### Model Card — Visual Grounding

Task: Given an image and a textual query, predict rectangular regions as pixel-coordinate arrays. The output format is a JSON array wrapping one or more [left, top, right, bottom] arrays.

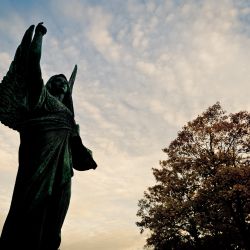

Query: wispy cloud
[[1, 0, 250, 249]]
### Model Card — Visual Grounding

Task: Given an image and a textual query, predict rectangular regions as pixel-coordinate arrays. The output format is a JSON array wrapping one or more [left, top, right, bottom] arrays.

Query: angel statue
[[0, 23, 97, 250]]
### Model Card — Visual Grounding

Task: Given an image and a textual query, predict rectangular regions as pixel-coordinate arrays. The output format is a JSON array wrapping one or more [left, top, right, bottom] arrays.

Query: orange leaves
[[137, 103, 250, 249]]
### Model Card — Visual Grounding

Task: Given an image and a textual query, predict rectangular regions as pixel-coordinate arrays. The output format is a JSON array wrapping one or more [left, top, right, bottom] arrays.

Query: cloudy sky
[[1, 0, 250, 249]]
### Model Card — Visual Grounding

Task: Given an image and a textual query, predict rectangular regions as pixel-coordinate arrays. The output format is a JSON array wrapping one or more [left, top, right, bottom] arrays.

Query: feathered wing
[[63, 65, 77, 116], [0, 25, 35, 130]]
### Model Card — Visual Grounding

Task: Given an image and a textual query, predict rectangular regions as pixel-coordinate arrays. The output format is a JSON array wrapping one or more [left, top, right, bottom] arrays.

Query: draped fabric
[[0, 74, 76, 249]]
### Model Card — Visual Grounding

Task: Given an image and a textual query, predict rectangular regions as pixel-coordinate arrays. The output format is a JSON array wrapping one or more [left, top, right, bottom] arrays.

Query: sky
[[0, 0, 250, 249]]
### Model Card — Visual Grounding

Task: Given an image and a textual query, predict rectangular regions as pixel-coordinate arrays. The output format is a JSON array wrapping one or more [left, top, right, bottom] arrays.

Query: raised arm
[[26, 23, 47, 108]]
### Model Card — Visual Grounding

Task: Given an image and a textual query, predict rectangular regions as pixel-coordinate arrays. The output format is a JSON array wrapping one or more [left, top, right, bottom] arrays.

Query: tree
[[136, 103, 250, 250]]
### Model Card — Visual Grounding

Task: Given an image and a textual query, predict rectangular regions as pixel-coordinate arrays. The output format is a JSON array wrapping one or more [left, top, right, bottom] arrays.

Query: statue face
[[50, 76, 69, 96]]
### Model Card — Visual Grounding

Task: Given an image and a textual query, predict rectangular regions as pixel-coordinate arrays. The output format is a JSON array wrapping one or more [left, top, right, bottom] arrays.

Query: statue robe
[[0, 71, 75, 249]]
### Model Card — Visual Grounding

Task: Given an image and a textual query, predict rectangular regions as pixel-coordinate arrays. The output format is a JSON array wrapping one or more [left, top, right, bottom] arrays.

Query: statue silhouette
[[0, 23, 97, 250]]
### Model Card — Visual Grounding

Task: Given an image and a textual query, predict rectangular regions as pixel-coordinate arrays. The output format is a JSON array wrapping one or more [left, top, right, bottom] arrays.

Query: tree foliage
[[136, 103, 250, 250]]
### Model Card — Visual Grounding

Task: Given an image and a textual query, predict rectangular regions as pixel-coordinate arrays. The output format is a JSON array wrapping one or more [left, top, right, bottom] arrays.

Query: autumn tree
[[136, 103, 250, 250]]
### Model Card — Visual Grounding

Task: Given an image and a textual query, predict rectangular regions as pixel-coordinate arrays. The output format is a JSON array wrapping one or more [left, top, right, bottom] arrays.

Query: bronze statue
[[0, 23, 97, 250]]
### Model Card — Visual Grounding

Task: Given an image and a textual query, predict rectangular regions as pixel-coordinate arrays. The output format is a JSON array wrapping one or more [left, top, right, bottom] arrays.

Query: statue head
[[46, 74, 70, 102], [45, 65, 77, 115]]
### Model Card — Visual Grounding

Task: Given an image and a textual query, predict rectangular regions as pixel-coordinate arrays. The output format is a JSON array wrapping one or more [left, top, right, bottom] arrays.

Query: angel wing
[[0, 24, 48, 131], [69, 64, 77, 94], [0, 25, 35, 130], [63, 65, 77, 117]]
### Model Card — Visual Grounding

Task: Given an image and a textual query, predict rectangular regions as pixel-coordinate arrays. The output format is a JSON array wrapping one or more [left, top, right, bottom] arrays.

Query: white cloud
[[136, 60, 157, 76], [86, 9, 122, 62], [0, 53, 12, 76], [0, 13, 26, 42], [50, 0, 124, 63]]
